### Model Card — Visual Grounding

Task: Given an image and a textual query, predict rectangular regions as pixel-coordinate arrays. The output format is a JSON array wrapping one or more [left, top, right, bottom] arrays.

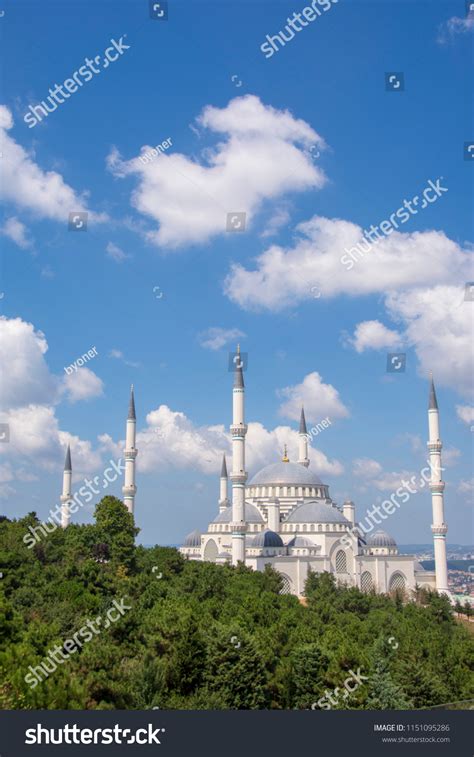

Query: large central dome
[[249, 461, 323, 486]]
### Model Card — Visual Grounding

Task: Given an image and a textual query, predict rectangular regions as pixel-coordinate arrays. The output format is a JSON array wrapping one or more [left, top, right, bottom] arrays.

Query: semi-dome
[[249, 461, 323, 487], [251, 529, 284, 548], [213, 503, 264, 524], [366, 530, 397, 547], [287, 535, 315, 548], [286, 501, 349, 524], [183, 529, 201, 547]]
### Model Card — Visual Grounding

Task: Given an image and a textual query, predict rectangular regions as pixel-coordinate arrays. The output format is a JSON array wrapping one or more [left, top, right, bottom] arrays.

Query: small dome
[[287, 536, 314, 548], [249, 461, 323, 487], [366, 530, 397, 547], [183, 529, 202, 547], [213, 502, 264, 524], [250, 529, 284, 548], [286, 501, 349, 524]]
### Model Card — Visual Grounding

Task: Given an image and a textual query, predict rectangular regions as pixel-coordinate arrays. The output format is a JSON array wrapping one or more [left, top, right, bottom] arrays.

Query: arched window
[[389, 572, 406, 592], [361, 571, 373, 592], [279, 574, 292, 595], [335, 549, 347, 573], [203, 539, 218, 562], [318, 524, 322, 532]]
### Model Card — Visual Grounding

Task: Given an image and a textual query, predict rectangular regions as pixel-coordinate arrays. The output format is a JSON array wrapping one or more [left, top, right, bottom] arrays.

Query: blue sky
[[0, 0, 472, 546]]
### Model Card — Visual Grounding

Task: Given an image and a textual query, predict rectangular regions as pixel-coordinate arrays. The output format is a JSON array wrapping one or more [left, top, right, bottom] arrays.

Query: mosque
[[59, 348, 450, 598]]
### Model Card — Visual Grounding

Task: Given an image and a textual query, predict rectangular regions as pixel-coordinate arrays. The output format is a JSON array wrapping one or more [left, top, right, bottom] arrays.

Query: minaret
[[60, 445, 72, 528], [230, 345, 247, 565], [219, 454, 230, 512], [298, 407, 310, 467], [122, 385, 138, 514], [427, 376, 449, 595]]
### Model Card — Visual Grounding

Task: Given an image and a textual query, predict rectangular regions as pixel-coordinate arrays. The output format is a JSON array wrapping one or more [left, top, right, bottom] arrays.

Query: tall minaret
[[219, 454, 230, 512], [427, 376, 449, 595], [122, 385, 138, 515], [60, 445, 72, 528], [298, 406, 310, 467], [230, 345, 248, 565]]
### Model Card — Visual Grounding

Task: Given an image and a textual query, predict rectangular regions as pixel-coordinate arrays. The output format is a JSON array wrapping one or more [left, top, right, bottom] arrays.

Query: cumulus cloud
[[457, 478, 474, 497], [1, 217, 33, 249], [198, 327, 245, 351], [260, 205, 291, 238], [0, 104, 106, 223], [101, 403, 343, 478], [107, 95, 326, 248], [456, 405, 474, 425], [278, 371, 349, 423], [385, 286, 474, 399], [62, 367, 104, 403], [347, 320, 403, 353], [0, 316, 57, 410], [224, 216, 471, 310], [352, 458, 383, 478], [225, 215, 473, 398], [108, 349, 140, 368]]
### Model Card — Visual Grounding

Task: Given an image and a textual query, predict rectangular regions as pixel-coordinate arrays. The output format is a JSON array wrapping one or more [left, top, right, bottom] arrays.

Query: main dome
[[249, 461, 323, 487], [286, 501, 349, 524], [213, 503, 264, 524]]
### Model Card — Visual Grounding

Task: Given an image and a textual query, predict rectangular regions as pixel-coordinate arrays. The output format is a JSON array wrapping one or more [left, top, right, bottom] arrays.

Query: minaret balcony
[[431, 524, 448, 535], [231, 522, 247, 534], [229, 472, 248, 484], [429, 482, 445, 493], [427, 441, 442, 453], [124, 448, 138, 459], [60, 495, 73, 504], [122, 485, 137, 497], [230, 424, 248, 436]]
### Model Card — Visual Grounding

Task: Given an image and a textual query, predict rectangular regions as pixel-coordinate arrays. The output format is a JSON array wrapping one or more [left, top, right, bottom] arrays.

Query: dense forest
[[1, 497, 473, 710]]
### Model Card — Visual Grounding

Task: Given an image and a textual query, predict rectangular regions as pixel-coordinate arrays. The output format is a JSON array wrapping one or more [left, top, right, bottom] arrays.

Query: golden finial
[[282, 444, 289, 463]]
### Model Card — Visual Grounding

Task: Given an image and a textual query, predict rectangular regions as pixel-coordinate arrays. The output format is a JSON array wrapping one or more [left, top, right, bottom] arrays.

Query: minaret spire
[[427, 375, 449, 596], [297, 406, 310, 467], [122, 384, 138, 514], [230, 344, 247, 565], [60, 444, 72, 528], [219, 454, 230, 512]]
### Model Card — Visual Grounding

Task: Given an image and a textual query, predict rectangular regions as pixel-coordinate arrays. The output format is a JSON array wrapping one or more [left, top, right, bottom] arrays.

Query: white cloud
[[278, 371, 349, 423], [62, 367, 104, 403], [0, 104, 106, 223], [108, 348, 140, 368], [456, 405, 474, 425], [198, 327, 245, 351], [0, 316, 57, 410], [385, 286, 474, 399], [352, 458, 383, 478], [437, 15, 474, 44], [1, 217, 33, 249], [457, 478, 474, 496], [442, 447, 461, 467], [347, 320, 403, 353], [102, 403, 343, 478], [107, 95, 326, 248], [106, 241, 130, 262], [224, 216, 471, 311], [260, 205, 291, 238]]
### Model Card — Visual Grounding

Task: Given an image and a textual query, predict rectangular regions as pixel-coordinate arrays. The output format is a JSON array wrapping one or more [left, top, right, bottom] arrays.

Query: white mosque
[[59, 349, 450, 599]]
